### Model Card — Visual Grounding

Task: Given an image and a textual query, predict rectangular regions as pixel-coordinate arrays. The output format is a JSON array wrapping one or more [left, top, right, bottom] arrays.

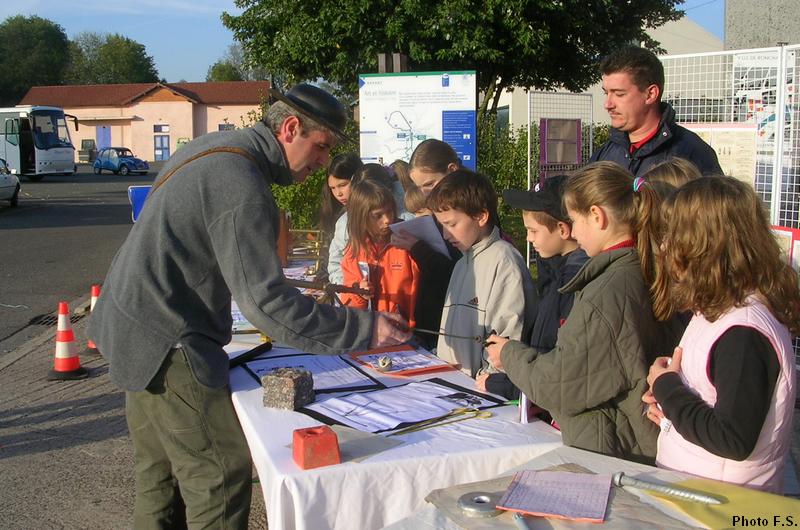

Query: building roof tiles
[[19, 81, 271, 107]]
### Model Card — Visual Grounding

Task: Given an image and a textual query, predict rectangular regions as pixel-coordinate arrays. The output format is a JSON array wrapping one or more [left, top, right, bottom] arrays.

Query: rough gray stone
[[261, 367, 315, 410]]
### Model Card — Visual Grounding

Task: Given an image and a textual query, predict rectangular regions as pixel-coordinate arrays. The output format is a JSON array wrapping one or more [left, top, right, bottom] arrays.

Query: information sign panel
[[358, 71, 477, 169]]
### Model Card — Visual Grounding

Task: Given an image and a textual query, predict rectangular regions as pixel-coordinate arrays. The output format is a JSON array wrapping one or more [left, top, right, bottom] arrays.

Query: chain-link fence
[[662, 45, 800, 366]]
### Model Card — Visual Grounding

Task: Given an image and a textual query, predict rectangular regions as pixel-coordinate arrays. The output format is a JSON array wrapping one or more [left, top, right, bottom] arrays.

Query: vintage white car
[[0, 158, 20, 207]]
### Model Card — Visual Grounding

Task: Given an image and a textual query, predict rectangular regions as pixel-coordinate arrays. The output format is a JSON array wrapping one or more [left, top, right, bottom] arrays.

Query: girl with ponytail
[[487, 161, 683, 463]]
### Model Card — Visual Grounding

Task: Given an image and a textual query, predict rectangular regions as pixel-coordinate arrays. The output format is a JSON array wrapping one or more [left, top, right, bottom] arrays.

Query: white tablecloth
[[227, 337, 563, 530]]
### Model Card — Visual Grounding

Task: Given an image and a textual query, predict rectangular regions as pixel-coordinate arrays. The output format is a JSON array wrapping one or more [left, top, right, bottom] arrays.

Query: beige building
[[726, 0, 800, 49], [19, 81, 270, 162], [496, 17, 724, 131]]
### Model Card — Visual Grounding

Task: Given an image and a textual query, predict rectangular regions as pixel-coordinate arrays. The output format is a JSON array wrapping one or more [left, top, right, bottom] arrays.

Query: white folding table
[[228, 336, 563, 530]]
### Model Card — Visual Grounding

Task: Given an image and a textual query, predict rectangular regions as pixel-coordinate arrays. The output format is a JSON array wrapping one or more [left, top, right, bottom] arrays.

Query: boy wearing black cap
[[479, 175, 588, 399]]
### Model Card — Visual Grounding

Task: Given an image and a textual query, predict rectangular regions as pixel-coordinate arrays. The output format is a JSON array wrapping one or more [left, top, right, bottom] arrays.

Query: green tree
[[0, 15, 70, 105], [95, 34, 158, 83], [65, 32, 158, 84], [64, 31, 105, 84], [207, 60, 244, 81], [207, 43, 281, 85], [223, 0, 682, 118]]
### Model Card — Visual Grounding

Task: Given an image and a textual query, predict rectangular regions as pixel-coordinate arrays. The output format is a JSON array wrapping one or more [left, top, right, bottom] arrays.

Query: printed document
[[498, 470, 611, 522], [243, 354, 380, 392], [351, 346, 452, 375], [389, 216, 450, 257], [305, 379, 499, 433]]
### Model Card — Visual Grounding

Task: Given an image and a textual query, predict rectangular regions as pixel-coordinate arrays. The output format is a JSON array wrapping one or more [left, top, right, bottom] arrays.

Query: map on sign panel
[[359, 72, 477, 169], [384, 110, 431, 161]]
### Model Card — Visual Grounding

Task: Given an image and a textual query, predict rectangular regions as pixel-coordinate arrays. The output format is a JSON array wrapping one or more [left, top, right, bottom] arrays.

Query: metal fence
[[526, 92, 594, 190], [661, 45, 800, 228], [662, 46, 800, 366], [525, 46, 800, 226]]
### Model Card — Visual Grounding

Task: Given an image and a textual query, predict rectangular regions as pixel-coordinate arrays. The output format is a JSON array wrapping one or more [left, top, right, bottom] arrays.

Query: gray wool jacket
[[89, 122, 374, 391]]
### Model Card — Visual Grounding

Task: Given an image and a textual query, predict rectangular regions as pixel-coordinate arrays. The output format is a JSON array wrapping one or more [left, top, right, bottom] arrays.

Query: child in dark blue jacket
[[480, 175, 588, 399]]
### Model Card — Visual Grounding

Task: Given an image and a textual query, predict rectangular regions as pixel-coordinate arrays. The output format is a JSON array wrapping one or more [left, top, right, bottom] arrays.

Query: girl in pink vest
[[644, 176, 800, 493]]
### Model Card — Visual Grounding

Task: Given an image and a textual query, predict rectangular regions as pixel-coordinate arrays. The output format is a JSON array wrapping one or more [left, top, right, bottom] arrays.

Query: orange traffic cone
[[48, 301, 89, 381], [84, 285, 101, 356]]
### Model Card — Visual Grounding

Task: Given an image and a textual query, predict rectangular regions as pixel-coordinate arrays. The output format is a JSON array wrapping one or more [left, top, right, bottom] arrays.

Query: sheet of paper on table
[[389, 216, 450, 258], [242, 354, 381, 393], [231, 300, 257, 333], [651, 477, 800, 529], [283, 263, 314, 280], [303, 378, 502, 433], [497, 469, 612, 523]]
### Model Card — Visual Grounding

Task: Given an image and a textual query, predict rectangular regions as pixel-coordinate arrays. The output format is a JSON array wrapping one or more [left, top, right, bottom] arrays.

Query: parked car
[[93, 147, 149, 176], [0, 158, 20, 207]]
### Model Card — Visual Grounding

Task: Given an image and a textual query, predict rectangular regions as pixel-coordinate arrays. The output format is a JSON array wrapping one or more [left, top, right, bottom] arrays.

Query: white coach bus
[[0, 105, 77, 181]]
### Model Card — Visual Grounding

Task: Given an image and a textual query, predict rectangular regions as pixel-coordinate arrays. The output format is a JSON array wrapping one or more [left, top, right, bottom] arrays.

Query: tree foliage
[[223, 0, 683, 116], [65, 32, 106, 84], [65, 32, 159, 84], [207, 60, 244, 81], [0, 15, 70, 105], [206, 43, 276, 82]]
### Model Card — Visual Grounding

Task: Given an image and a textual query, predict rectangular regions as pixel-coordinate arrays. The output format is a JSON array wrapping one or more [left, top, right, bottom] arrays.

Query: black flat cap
[[502, 174, 571, 223], [269, 83, 350, 142]]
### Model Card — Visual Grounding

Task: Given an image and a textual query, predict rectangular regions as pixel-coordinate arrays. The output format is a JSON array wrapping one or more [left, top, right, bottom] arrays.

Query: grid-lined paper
[[497, 470, 612, 523]]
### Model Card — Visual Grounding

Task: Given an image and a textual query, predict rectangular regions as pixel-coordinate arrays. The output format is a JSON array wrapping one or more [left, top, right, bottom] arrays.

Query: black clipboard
[[298, 377, 505, 432], [229, 341, 273, 369], [241, 352, 384, 394]]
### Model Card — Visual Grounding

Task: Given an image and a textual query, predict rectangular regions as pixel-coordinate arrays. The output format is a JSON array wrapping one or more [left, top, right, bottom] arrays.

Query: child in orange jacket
[[340, 174, 420, 326]]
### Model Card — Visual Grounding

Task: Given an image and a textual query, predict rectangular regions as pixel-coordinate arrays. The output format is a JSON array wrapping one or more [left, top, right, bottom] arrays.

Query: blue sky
[[681, 0, 725, 39], [5, 0, 725, 83]]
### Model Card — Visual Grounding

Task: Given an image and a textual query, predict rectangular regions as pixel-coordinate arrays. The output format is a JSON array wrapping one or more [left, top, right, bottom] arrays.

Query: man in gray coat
[[89, 84, 410, 528]]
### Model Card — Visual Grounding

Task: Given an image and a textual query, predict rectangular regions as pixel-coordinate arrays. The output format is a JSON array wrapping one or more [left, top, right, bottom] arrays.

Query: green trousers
[[126, 348, 252, 529]]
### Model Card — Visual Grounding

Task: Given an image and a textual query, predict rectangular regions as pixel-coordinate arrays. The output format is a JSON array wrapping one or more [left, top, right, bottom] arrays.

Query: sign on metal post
[[358, 71, 477, 168]]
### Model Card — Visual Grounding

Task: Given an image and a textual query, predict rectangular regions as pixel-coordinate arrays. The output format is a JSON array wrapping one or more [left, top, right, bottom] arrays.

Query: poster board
[[771, 225, 800, 274], [683, 123, 757, 185], [358, 71, 477, 169]]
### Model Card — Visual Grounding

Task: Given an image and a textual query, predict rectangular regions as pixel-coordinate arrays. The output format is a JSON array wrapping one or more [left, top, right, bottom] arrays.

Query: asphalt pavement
[[0, 166, 271, 530], [0, 164, 153, 352], [0, 295, 269, 530]]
